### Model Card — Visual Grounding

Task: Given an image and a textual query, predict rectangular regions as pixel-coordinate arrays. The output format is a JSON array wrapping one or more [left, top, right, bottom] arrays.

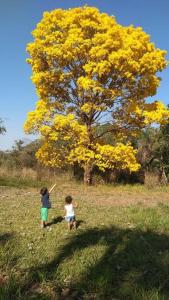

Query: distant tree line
[[1, 120, 169, 184], [0, 139, 40, 169]]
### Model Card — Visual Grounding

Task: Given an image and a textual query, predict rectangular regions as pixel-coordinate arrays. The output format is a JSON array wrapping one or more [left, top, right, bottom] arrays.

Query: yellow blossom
[[24, 6, 168, 181]]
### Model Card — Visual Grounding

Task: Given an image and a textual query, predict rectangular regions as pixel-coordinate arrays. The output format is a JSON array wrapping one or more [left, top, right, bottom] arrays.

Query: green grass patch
[[1, 183, 169, 299], [0, 175, 47, 188]]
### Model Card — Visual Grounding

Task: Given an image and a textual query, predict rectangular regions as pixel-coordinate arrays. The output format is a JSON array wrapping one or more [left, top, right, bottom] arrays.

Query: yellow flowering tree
[[24, 6, 168, 184]]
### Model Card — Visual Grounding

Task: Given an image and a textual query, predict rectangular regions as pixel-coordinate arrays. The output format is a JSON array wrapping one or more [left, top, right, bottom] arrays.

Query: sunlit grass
[[1, 180, 169, 299]]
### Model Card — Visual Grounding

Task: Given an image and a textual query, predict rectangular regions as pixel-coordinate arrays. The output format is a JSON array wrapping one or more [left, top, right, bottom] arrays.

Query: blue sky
[[0, 0, 169, 150]]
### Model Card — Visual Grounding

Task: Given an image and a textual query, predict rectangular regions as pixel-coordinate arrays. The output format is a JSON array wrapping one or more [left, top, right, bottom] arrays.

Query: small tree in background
[[0, 118, 6, 135], [24, 6, 169, 184], [10, 139, 40, 169]]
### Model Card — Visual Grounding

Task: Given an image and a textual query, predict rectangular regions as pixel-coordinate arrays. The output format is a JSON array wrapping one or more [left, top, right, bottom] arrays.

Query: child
[[40, 184, 56, 228], [64, 195, 78, 230]]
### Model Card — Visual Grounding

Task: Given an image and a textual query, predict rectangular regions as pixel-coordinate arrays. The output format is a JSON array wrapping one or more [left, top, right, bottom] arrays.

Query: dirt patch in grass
[[49, 182, 169, 207], [87, 190, 169, 207], [1, 183, 169, 208]]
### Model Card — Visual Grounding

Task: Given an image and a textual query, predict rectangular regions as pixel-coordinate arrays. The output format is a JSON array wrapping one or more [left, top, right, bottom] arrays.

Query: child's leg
[[41, 208, 48, 228], [41, 220, 44, 228], [40, 208, 44, 228], [72, 216, 76, 229], [67, 221, 71, 230], [44, 208, 48, 226], [70, 220, 74, 229]]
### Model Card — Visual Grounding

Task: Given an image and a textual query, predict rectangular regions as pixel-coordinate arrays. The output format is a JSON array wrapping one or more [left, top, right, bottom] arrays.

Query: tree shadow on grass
[[0, 232, 23, 299], [24, 226, 169, 299], [2, 227, 169, 299], [0, 232, 51, 300], [0, 233, 20, 269], [0, 233, 13, 245]]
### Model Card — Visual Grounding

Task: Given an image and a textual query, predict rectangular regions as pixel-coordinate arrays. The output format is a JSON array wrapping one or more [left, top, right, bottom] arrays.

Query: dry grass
[[0, 166, 37, 179], [1, 173, 169, 206], [144, 171, 161, 188], [0, 166, 73, 186]]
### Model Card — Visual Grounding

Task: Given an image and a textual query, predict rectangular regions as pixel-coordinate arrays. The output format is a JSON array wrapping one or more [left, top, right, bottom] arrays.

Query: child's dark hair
[[65, 195, 73, 204], [40, 187, 48, 196]]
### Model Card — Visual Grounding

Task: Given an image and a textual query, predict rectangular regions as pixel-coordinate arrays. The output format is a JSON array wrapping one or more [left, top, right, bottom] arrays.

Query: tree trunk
[[84, 164, 93, 185], [83, 122, 94, 184], [159, 167, 168, 184]]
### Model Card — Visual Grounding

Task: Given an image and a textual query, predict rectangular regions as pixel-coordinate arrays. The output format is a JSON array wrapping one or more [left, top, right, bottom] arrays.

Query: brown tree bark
[[83, 121, 94, 185], [84, 164, 93, 185]]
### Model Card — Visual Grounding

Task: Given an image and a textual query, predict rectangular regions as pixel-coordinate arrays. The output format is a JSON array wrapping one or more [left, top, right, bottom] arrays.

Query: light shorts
[[41, 207, 48, 221], [65, 216, 75, 222]]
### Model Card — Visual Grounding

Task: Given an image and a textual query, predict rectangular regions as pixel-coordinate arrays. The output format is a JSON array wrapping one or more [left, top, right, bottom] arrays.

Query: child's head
[[65, 195, 73, 204], [40, 187, 48, 196]]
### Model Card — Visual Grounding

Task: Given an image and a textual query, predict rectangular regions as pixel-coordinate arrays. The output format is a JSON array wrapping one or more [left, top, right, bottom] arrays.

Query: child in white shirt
[[64, 195, 78, 230]]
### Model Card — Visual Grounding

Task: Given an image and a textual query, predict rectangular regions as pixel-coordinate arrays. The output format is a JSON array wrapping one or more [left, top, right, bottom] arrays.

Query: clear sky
[[0, 0, 169, 150]]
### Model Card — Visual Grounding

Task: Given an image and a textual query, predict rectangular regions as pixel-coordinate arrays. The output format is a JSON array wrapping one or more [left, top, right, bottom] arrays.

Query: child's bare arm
[[73, 201, 78, 208], [49, 183, 56, 194]]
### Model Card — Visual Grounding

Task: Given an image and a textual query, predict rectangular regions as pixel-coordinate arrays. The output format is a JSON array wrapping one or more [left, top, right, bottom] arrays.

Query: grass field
[[1, 177, 169, 299]]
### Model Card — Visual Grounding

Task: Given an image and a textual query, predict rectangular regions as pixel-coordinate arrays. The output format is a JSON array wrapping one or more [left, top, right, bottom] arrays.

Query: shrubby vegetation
[[1, 122, 169, 186], [0, 140, 40, 170]]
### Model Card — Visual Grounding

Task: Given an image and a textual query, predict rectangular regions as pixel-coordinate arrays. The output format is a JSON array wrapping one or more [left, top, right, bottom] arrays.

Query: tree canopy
[[24, 6, 169, 183]]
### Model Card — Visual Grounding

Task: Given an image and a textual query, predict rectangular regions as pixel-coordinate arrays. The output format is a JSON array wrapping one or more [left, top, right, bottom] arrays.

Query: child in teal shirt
[[40, 184, 56, 228]]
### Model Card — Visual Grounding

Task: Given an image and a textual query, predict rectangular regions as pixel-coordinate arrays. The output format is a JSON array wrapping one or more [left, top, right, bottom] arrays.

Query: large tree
[[24, 6, 169, 184]]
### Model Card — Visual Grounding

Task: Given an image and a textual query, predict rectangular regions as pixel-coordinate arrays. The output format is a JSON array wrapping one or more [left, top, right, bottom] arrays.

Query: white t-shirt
[[65, 203, 75, 217]]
